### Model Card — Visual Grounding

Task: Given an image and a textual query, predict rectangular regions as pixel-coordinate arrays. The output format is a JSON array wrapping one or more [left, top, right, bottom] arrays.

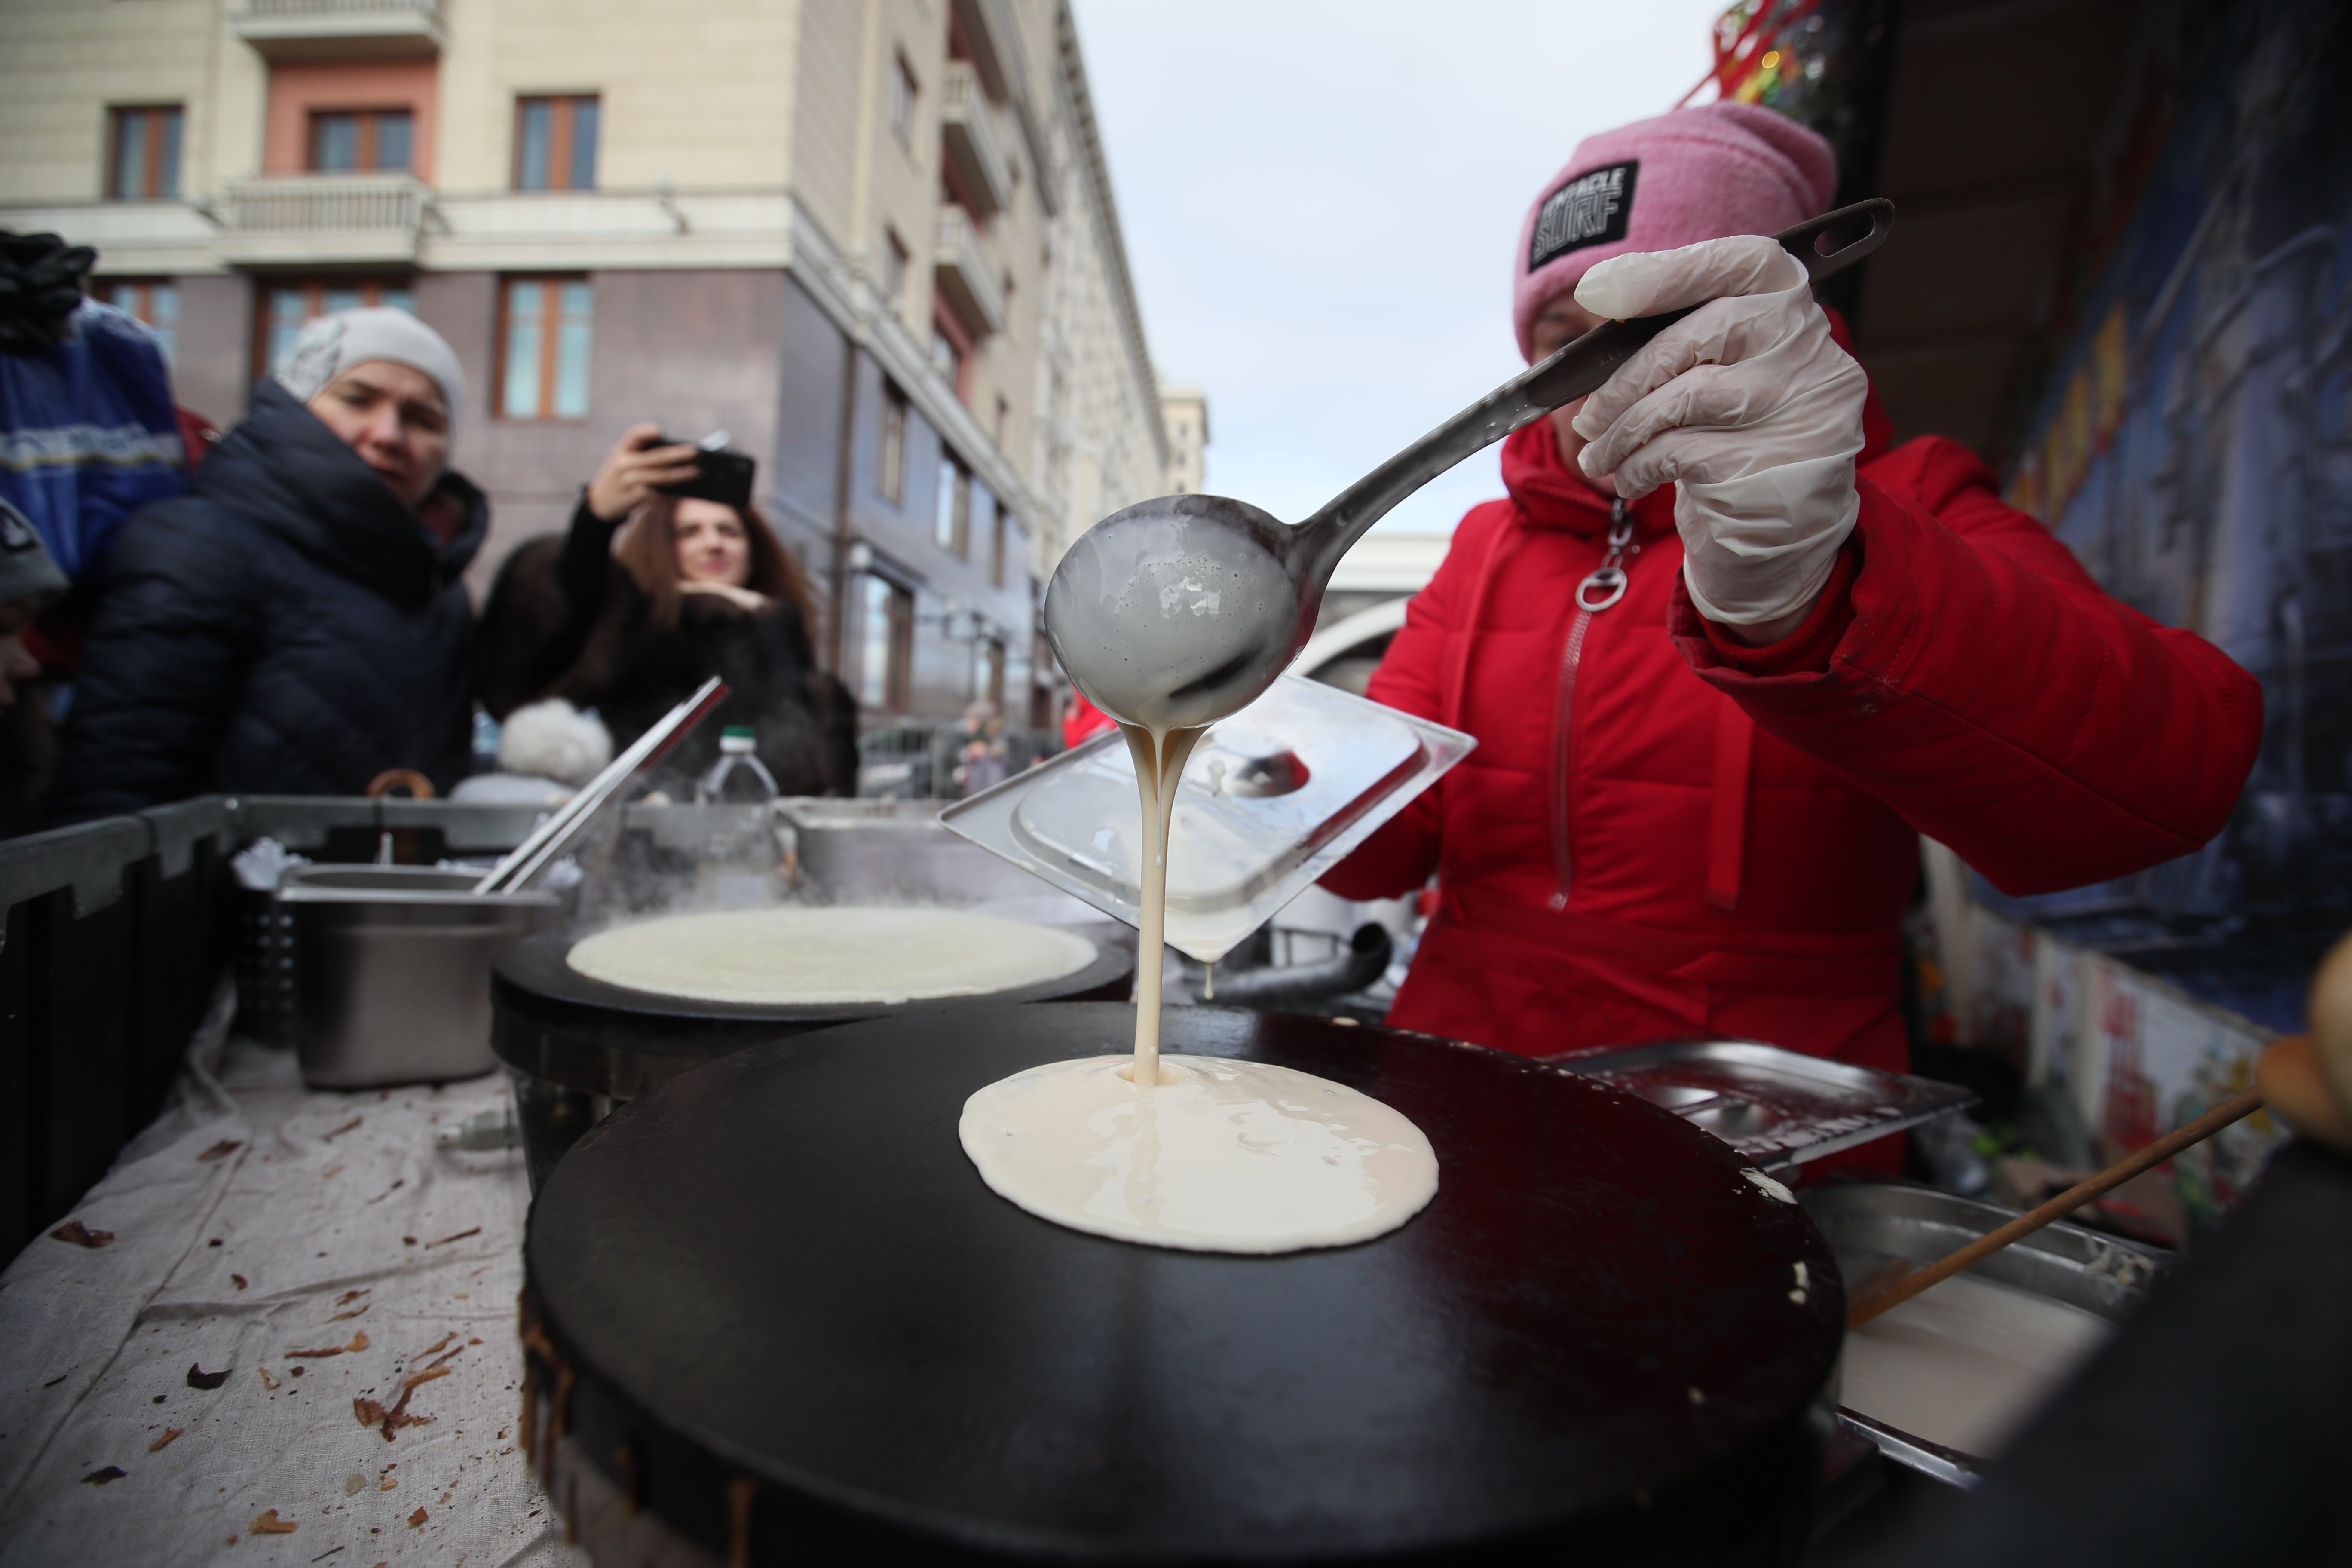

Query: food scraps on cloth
[[287, 1331, 369, 1358], [353, 1364, 451, 1441]]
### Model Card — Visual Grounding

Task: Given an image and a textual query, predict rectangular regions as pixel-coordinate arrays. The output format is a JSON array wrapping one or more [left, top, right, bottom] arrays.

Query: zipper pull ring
[[1576, 566, 1628, 612], [1578, 500, 1636, 611]]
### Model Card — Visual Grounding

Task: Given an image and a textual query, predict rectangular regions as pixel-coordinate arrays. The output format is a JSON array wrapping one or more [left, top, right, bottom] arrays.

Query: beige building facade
[[0, 0, 1186, 727], [1158, 381, 1206, 493]]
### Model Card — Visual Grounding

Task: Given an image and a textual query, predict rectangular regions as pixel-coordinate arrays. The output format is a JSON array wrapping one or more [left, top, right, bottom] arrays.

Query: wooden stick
[[1847, 1082, 2269, 1328]]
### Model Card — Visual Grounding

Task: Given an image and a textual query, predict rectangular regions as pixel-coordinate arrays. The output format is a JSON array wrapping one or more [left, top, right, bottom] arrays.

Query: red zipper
[[1549, 501, 1636, 910]]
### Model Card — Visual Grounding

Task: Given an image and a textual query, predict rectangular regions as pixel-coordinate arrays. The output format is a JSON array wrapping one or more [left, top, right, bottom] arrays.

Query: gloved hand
[[1569, 235, 1868, 628], [2260, 931, 2352, 1155]]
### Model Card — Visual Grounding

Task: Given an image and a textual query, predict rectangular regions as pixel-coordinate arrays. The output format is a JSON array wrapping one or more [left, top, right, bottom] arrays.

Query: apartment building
[[1160, 380, 1205, 493], [0, 0, 1183, 727]]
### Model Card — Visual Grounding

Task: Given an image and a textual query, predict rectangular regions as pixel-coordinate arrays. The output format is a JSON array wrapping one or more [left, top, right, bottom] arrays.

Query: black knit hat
[[0, 230, 97, 355]]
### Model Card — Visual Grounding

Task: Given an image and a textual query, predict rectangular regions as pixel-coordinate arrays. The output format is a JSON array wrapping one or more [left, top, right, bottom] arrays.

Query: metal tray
[[1800, 1178, 2171, 1486], [939, 676, 1473, 962], [1553, 1038, 1977, 1169]]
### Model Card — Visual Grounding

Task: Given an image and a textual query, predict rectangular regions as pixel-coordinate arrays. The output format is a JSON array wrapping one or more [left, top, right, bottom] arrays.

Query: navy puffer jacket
[[49, 381, 485, 820]]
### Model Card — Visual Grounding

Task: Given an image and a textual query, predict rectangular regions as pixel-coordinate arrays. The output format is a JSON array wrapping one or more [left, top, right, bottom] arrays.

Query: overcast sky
[[1069, 0, 1729, 536]]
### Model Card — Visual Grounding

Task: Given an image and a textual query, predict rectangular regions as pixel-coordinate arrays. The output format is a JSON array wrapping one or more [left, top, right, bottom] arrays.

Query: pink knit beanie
[[1512, 102, 1837, 361]]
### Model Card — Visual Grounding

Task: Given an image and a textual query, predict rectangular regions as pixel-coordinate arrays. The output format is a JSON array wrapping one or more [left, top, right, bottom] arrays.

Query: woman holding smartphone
[[478, 424, 858, 796]]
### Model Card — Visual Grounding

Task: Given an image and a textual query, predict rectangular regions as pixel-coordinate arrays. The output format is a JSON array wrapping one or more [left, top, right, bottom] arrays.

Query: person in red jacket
[[1321, 103, 2261, 1109]]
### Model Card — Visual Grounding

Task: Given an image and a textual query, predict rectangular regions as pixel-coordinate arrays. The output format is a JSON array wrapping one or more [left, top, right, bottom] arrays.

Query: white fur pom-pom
[[496, 699, 613, 787]]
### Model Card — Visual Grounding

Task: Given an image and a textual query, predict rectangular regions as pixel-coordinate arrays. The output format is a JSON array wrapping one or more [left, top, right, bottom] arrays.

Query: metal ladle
[[1043, 199, 1895, 734]]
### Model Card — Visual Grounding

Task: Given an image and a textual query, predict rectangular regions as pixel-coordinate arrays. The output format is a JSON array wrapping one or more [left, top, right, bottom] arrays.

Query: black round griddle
[[492, 923, 1133, 1189], [522, 1004, 1844, 1564]]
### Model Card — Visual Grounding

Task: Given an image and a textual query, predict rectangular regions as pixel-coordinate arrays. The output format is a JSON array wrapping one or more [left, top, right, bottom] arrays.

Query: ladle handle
[[1846, 1081, 2267, 1329], [472, 674, 729, 894], [1294, 198, 1896, 583]]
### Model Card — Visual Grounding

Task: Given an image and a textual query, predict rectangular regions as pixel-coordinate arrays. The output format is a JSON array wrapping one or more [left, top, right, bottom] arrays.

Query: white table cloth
[[0, 983, 590, 1568]]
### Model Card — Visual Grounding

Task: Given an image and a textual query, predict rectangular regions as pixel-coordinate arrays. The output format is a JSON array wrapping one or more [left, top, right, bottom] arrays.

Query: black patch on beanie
[[1529, 161, 1638, 272]]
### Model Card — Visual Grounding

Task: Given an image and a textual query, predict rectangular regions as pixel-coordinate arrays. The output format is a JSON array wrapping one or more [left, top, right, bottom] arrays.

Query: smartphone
[[653, 432, 757, 511]]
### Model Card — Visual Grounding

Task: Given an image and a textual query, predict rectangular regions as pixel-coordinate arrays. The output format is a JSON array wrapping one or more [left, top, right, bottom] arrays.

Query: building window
[[936, 456, 969, 556], [969, 475, 995, 572], [514, 95, 599, 191], [877, 382, 907, 504], [107, 105, 183, 199], [309, 109, 413, 173], [101, 280, 179, 363], [931, 309, 970, 399], [858, 573, 914, 710], [990, 505, 1008, 588], [499, 276, 594, 420], [257, 279, 416, 376], [881, 230, 908, 305], [890, 54, 917, 149]]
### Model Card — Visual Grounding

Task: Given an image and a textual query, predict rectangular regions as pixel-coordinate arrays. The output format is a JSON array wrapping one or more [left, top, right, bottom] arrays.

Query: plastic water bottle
[[698, 727, 778, 804], [696, 727, 783, 907]]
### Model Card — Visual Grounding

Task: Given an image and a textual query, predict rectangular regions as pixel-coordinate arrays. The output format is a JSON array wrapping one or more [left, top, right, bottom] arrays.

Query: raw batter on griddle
[[568, 906, 1096, 1006], [960, 1051, 1437, 1253]]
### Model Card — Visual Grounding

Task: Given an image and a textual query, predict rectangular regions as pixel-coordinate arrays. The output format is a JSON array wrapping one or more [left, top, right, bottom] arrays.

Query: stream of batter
[[1117, 720, 1204, 1086]]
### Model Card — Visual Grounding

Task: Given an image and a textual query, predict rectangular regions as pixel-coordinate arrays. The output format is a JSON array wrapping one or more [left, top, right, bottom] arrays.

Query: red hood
[[1498, 419, 1667, 538], [1498, 304, 1892, 539]]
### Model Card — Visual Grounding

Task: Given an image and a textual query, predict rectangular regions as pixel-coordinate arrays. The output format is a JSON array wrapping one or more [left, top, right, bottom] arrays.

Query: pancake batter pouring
[[960, 486, 1439, 1253], [1120, 720, 1203, 1087]]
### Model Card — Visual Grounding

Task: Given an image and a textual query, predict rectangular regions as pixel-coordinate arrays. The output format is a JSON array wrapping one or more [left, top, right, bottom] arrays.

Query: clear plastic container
[[939, 675, 1474, 962], [698, 726, 779, 805]]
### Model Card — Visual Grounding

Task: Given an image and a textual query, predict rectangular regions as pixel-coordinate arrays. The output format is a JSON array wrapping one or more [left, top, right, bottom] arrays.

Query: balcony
[[0, 200, 221, 274], [934, 205, 1003, 338], [950, 0, 1016, 99], [940, 61, 1011, 220], [232, 0, 444, 61], [218, 175, 428, 266]]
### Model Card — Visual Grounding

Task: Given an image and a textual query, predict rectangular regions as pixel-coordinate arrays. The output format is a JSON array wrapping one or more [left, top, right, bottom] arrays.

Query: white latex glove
[[1569, 236, 1868, 627]]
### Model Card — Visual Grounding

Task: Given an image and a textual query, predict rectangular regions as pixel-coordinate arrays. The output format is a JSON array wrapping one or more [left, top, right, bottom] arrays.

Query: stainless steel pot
[[278, 865, 565, 1089], [782, 797, 1107, 924]]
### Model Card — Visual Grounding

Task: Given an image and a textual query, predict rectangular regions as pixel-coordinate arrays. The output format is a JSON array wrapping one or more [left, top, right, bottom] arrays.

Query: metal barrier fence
[[856, 724, 1061, 799], [0, 797, 542, 1264]]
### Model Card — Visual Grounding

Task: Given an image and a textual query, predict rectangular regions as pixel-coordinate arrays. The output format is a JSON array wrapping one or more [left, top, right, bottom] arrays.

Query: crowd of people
[[0, 233, 856, 836]]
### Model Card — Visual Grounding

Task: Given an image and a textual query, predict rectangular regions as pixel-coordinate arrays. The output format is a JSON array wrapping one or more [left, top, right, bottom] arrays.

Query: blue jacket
[[49, 381, 485, 819], [0, 300, 186, 582]]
